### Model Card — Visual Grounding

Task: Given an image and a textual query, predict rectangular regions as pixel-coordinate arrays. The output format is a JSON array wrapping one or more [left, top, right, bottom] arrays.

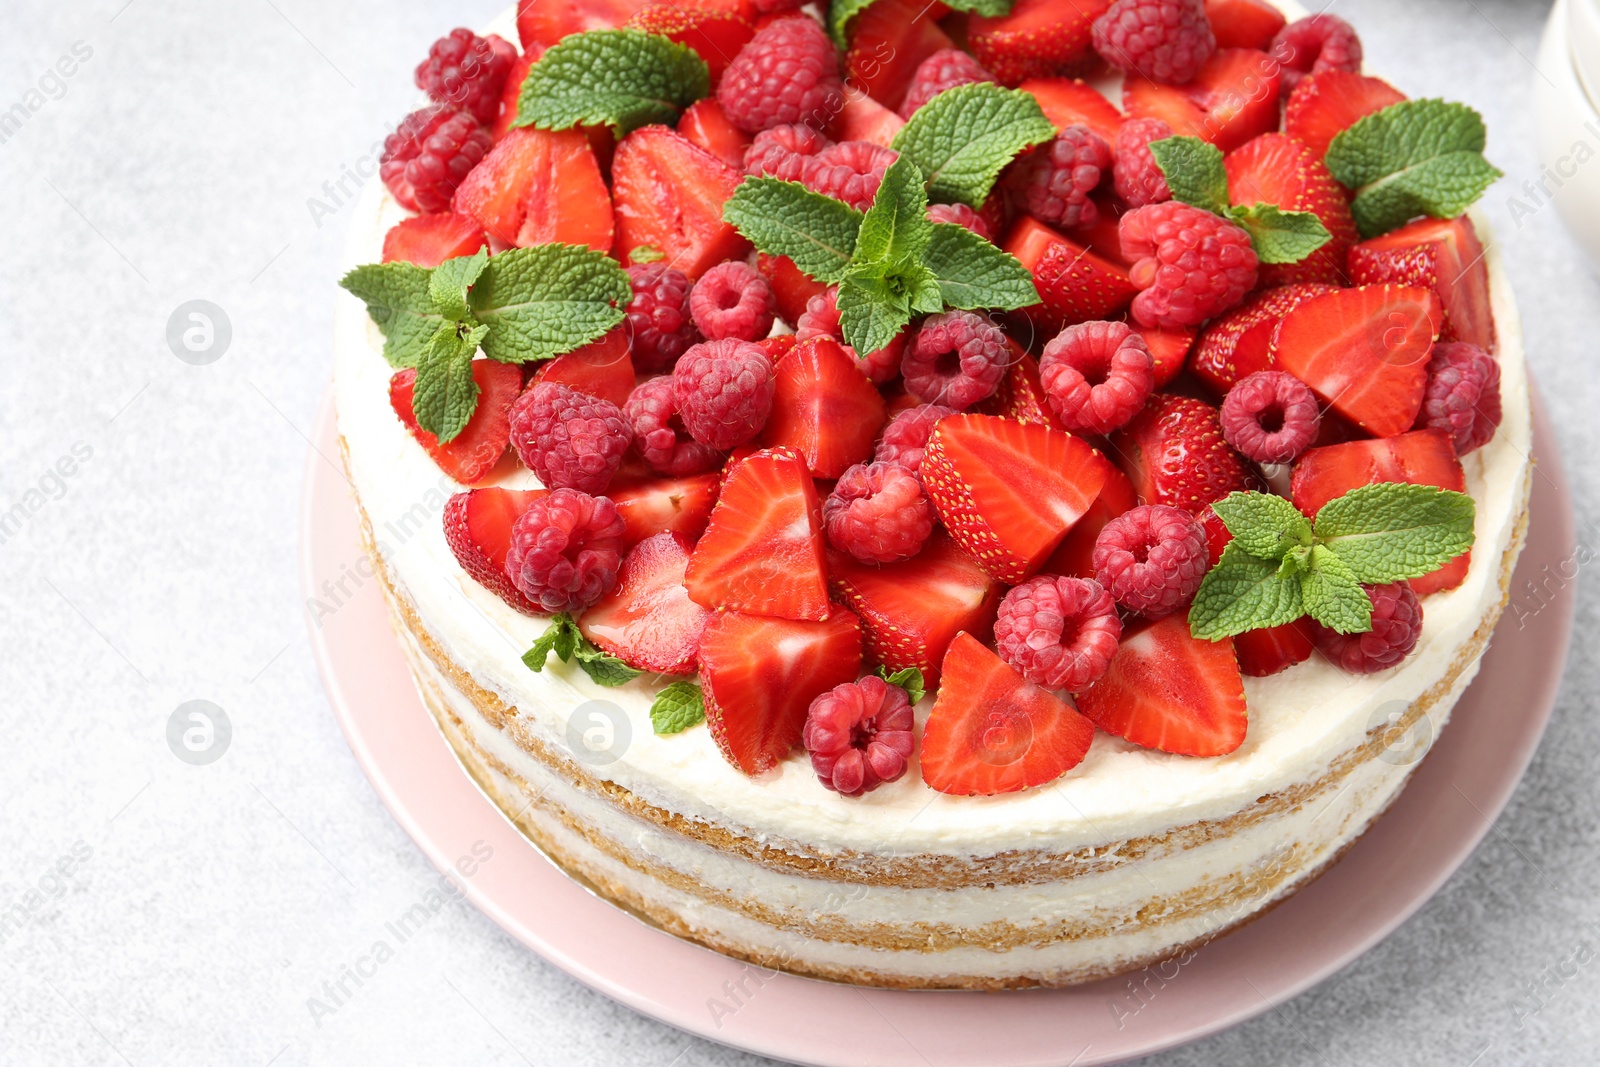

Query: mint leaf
[[923, 222, 1040, 310], [523, 613, 582, 672], [829, 0, 875, 46], [837, 265, 922, 355], [723, 178, 863, 283], [412, 322, 489, 443], [650, 680, 706, 734], [339, 262, 448, 368], [890, 83, 1055, 207], [1312, 483, 1476, 583], [469, 244, 630, 364], [1148, 136, 1230, 216], [876, 666, 926, 705], [1324, 99, 1503, 238], [1209, 492, 1313, 561], [1226, 203, 1332, 265], [1189, 541, 1306, 640], [1300, 544, 1371, 634], [854, 157, 934, 267], [572, 645, 644, 687], [428, 249, 490, 322], [515, 30, 709, 136]]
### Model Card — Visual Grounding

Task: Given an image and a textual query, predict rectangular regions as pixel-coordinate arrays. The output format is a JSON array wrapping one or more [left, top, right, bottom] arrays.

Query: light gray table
[[2, 0, 1595, 1063]]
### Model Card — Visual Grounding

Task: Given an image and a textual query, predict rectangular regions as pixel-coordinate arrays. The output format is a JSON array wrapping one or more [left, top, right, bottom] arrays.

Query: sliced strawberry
[[452, 126, 614, 252], [1111, 393, 1257, 515], [752, 334, 799, 362], [1225, 132, 1359, 286], [984, 349, 1065, 431], [1043, 457, 1137, 579], [443, 487, 547, 613], [625, 3, 754, 83], [968, 0, 1113, 86], [1348, 215, 1495, 351], [761, 337, 888, 478], [1005, 215, 1138, 328], [381, 212, 488, 268], [828, 530, 1001, 688], [1074, 194, 1132, 266], [1017, 76, 1124, 143], [1190, 283, 1335, 396], [529, 327, 634, 408], [612, 125, 750, 280], [389, 361, 522, 485], [921, 413, 1108, 582], [608, 472, 721, 548], [491, 49, 541, 141], [1269, 285, 1441, 438], [1123, 48, 1282, 152], [830, 91, 906, 148], [846, 0, 955, 111], [676, 97, 750, 169], [920, 632, 1096, 795], [518, 0, 653, 50], [579, 532, 711, 675], [757, 253, 830, 324], [685, 448, 830, 619], [1204, 0, 1286, 50], [699, 609, 863, 775], [1284, 71, 1407, 162], [1128, 322, 1193, 389], [1233, 619, 1315, 677]]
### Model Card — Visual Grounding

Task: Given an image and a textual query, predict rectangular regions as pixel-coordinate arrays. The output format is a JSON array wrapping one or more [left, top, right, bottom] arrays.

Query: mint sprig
[[889, 83, 1055, 207], [650, 680, 706, 735], [875, 666, 926, 705], [338, 262, 448, 369], [523, 613, 645, 688], [513, 30, 709, 136], [723, 180, 862, 283]]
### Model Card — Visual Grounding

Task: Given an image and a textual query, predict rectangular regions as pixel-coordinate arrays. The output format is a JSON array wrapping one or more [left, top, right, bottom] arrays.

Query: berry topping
[[1039, 320, 1156, 435], [1311, 581, 1423, 673], [508, 381, 632, 495], [743, 123, 832, 180], [380, 105, 493, 214], [1205, 0, 1286, 50], [504, 488, 626, 613], [1416, 342, 1502, 456], [795, 288, 905, 384], [1348, 215, 1495, 352], [1191, 283, 1335, 395], [845, 0, 957, 112], [672, 338, 776, 451], [873, 403, 955, 475], [1270, 14, 1362, 94], [531, 327, 635, 408], [1224, 132, 1359, 287], [925, 202, 995, 242], [1004, 125, 1113, 229], [608, 472, 721, 548], [898, 48, 995, 118], [1092, 504, 1209, 617], [717, 16, 843, 134], [1220, 370, 1321, 465], [902, 310, 1009, 410], [1233, 618, 1315, 677], [993, 576, 1122, 691], [611, 125, 749, 280], [1113, 117, 1175, 208], [1004, 217, 1138, 327], [1284, 70, 1406, 162], [625, 376, 723, 477], [1092, 0, 1217, 85], [624, 3, 756, 84], [381, 212, 488, 268], [579, 531, 712, 676], [689, 260, 777, 342], [1044, 458, 1137, 578], [677, 97, 751, 169], [452, 126, 614, 251], [444, 487, 546, 614], [1121, 47, 1283, 152], [803, 676, 916, 795], [389, 360, 521, 485], [968, 0, 1109, 87], [761, 337, 888, 478], [801, 140, 900, 212], [824, 462, 937, 564], [1119, 201, 1259, 330], [414, 28, 517, 124], [625, 263, 700, 373]]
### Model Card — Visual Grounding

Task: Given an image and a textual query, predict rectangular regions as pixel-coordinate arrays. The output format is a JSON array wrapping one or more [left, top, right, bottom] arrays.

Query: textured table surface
[[2, 0, 1597, 1063]]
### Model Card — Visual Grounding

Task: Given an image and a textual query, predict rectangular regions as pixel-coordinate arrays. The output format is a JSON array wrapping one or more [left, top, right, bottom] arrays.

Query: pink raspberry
[[1039, 320, 1155, 435], [1093, 504, 1209, 617], [414, 29, 518, 124], [823, 462, 936, 564], [898, 48, 994, 119], [802, 141, 898, 212], [902, 311, 1009, 409], [380, 105, 492, 214], [1092, 0, 1216, 85], [624, 376, 723, 476], [1416, 342, 1502, 456], [873, 403, 955, 474], [504, 488, 625, 613], [926, 202, 995, 242], [1271, 14, 1363, 93], [1005, 126, 1113, 230], [1114, 117, 1174, 209], [744, 123, 833, 180], [717, 17, 843, 134], [1120, 201, 1259, 329], [1311, 582, 1422, 674], [671, 338, 776, 450], [795, 287, 904, 383], [625, 263, 700, 373], [993, 576, 1123, 691], [509, 381, 632, 495], [802, 674, 915, 796], [1220, 370, 1321, 465], [689, 261, 777, 342]]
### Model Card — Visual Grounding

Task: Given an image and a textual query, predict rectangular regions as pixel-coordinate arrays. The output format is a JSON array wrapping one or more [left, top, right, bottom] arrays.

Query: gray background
[[1, 0, 1596, 1063]]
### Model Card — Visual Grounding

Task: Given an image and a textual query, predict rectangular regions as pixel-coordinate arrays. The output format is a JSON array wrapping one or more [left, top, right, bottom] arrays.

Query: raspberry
[[993, 576, 1122, 691], [717, 17, 843, 134], [1039, 320, 1155, 435], [689, 261, 777, 342], [624, 376, 723, 476], [873, 403, 955, 474], [802, 141, 898, 212], [902, 311, 1009, 410], [1092, 504, 1209, 617], [898, 48, 994, 119], [796, 287, 904, 383], [625, 263, 700, 373], [380, 105, 493, 214], [509, 381, 632, 495], [1004, 126, 1113, 230], [744, 123, 833, 180], [1120, 201, 1259, 329], [1416, 342, 1502, 456], [1092, 0, 1216, 84], [1311, 582, 1422, 674], [802, 675, 915, 796], [672, 338, 776, 450], [823, 462, 936, 563], [1220, 370, 1321, 465], [1271, 14, 1363, 93], [504, 488, 626, 613], [1113, 117, 1174, 209], [414, 29, 517, 124], [926, 202, 995, 242]]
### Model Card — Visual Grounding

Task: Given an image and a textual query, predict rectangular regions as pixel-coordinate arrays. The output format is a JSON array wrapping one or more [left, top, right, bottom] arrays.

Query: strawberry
[[846, 0, 956, 111], [388, 361, 522, 485], [968, 0, 1113, 86], [1347, 215, 1496, 352], [1128, 322, 1193, 389], [757, 254, 830, 324], [920, 632, 1096, 795], [443, 487, 547, 613], [1233, 619, 1315, 677], [1123, 48, 1282, 153], [381, 212, 488, 268], [1005, 216, 1138, 328], [1224, 133, 1359, 286], [676, 97, 751, 169], [625, 3, 755, 83], [830, 91, 906, 148], [518, 0, 653, 50], [529, 327, 635, 408], [579, 531, 712, 674], [828, 530, 1002, 688], [1111, 393, 1256, 516], [1043, 457, 1137, 578], [452, 126, 614, 252], [608, 472, 721, 547], [612, 126, 750, 279], [1190, 283, 1335, 396], [699, 609, 863, 775], [1077, 615, 1248, 756], [920, 413, 1109, 582], [491, 49, 540, 142], [1269, 285, 1442, 438], [685, 448, 830, 619], [1204, 0, 1286, 50], [983, 349, 1065, 431], [1017, 76, 1125, 144], [1283, 71, 1406, 162], [761, 337, 888, 478]]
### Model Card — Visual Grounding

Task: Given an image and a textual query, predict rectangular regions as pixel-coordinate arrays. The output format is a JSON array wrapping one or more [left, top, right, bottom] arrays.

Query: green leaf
[[411, 322, 488, 444], [854, 157, 934, 267], [572, 646, 644, 687], [1324, 99, 1504, 238], [523, 614, 582, 672], [876, 666, 926, 705], [339, 262, 449, 368], [1148, 136, 1231, 216], [1312, 483, 1477, 583], [428, 249, 490, 322], [468, 244, 630, 363], [722, 178, 863, 284], [890, 83, 1056, 207], [1209, 492, 1314, 561], [1300, 544, 1372, 633], [1225, 203, 1333, 265], [514, 29, 709, 135], [836, 266, 919, 356], [923, 222, 1040, 310], [650, 680, 706, 734], [1189, 541, 1307, 640], [828, 0, 875, 47]]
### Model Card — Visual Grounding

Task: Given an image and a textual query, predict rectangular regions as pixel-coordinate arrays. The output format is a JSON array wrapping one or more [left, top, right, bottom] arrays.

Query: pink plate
[[302, 390, 1575, 1067]]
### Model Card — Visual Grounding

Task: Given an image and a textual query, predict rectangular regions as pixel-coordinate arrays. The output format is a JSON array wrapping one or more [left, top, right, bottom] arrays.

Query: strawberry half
[[388, 361, 522, 485], [676, 97, 751, 169], [608, 472, 721, 548], [982, 349, 1065, 431], [968, 0, 1113, 86], [920, 632, 1096, 796], [685, 448, 830, 619], [1284, 71, 1407, 162], [757, 253, 829, 324], [830, 91, 906, 148], [625, 3, 754, 84], [1128, 322, 1193, 389], [846, 0, 956, 111], [1005, 216, 1138, 328], [443, 487, 547, 613], [921, 413, 1108, 583], [1347, 215, 1496, 352], [1233, 619, 1315, 677], [452, 126, 614, 252], [491, 50, 540, 142], [1190, 283, 1336, 396], [1225, 133, 1359, 287], [518, 0, 653, 50], [1111, 393, 1257, 516], [1043, 457, 1137, 579], [1123, 48, 1282, 152], [1077, 615, 1248, 757], [1018, 76, 1125, 144], [381, 212, 488, 268], [1204, 0, 1286, 50], [761, 337, 888, 478], [612, 125, 750, 279], [579, 531, 712, 675], [529, 327, 635, 408], [699, 609, 863, 775]]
